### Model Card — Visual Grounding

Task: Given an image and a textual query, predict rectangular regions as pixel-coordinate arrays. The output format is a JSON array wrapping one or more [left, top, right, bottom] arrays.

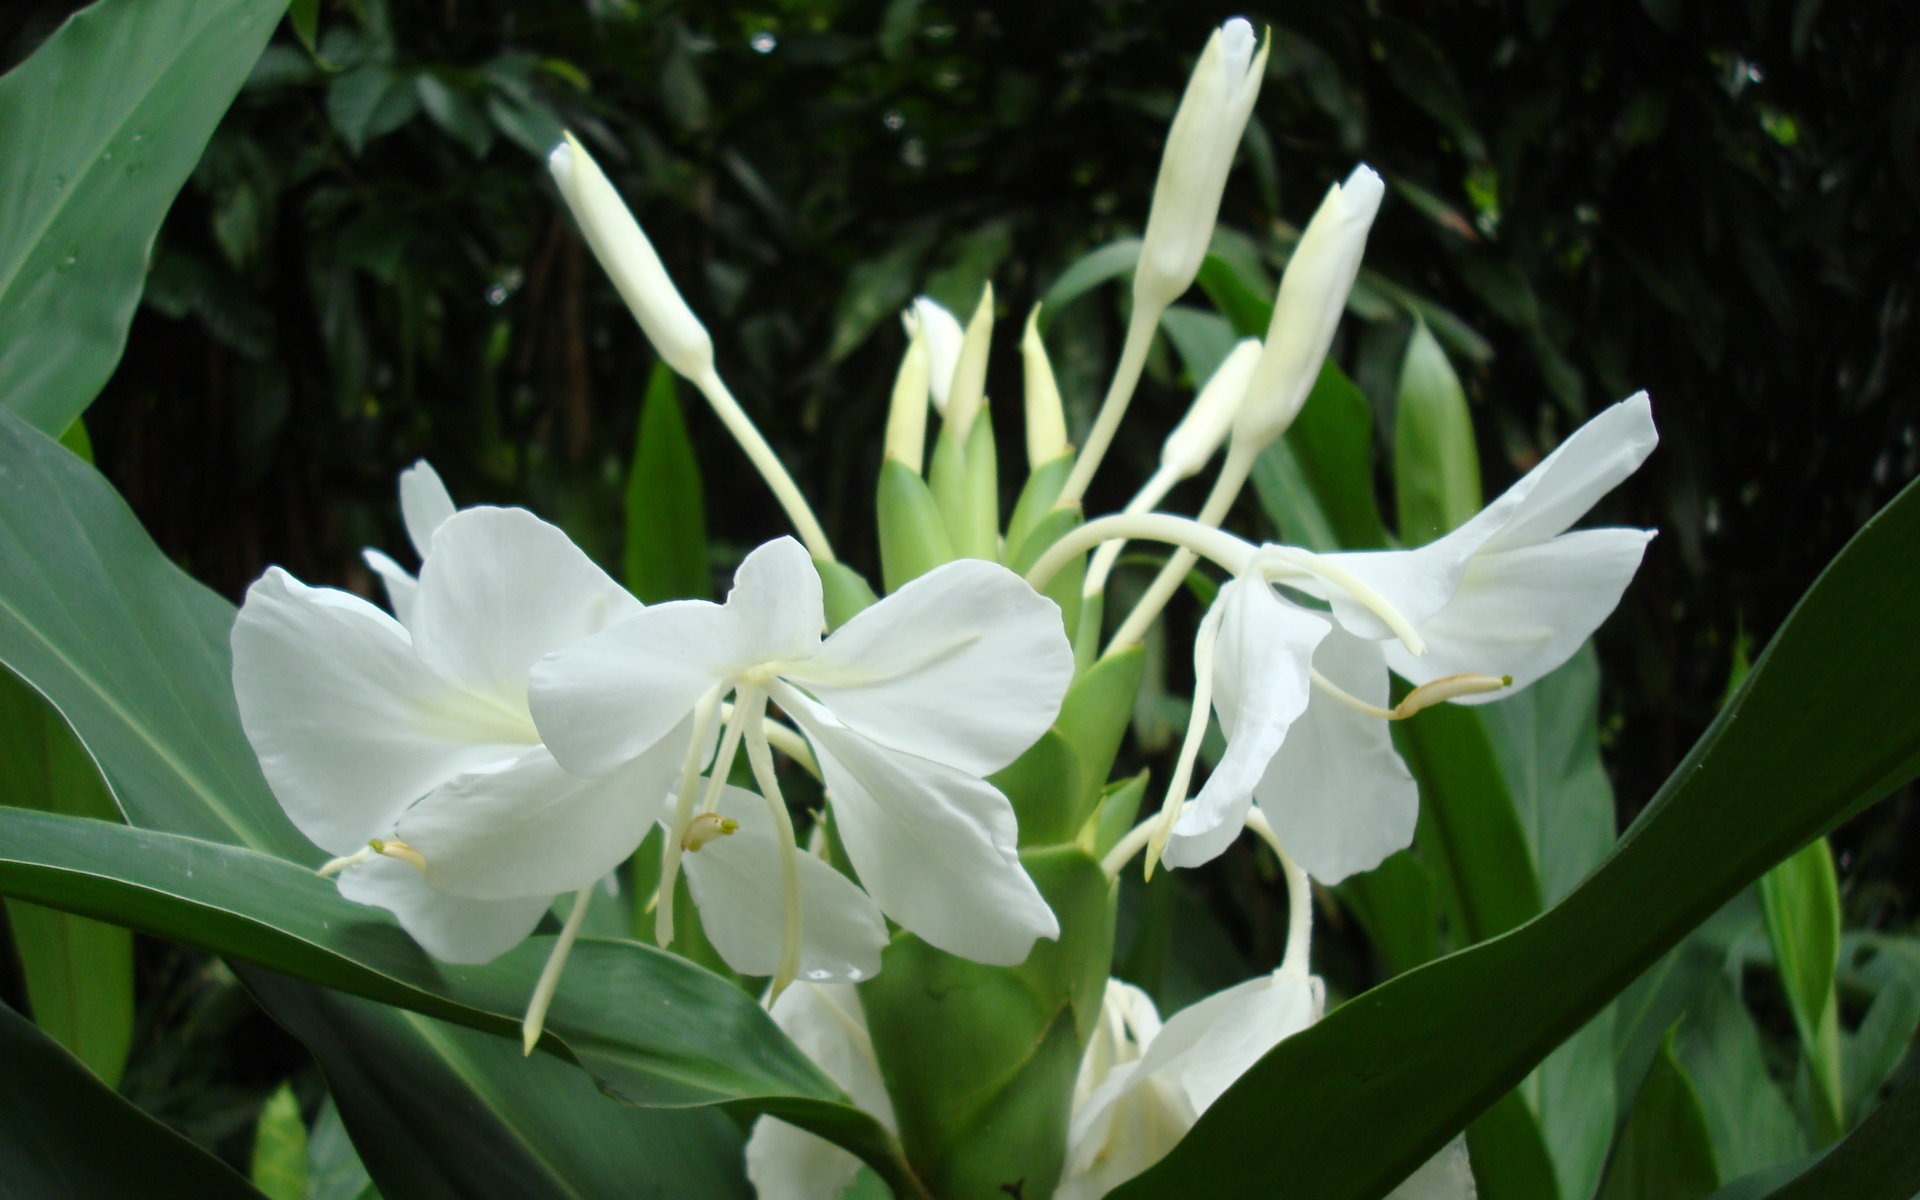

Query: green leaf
[[304, 1098, 379, 1200], [0, 999, 268, 1199], [1090, 772, 1149, 859], [1037, 239, 1140, 328], [326, 64, 420, 155], [1003, 451, 1074, 561], [0, 671, 134, 1085], [0, 808, 916, 1190], [1757, 837, 1845, 1142], [827, 223, 936, 362], [0, 0, 284, 435], [624, 363, 711, 603], [925, 416, 1000, 561], [1112, 473, 1920, 1199], [860, 847, 1111, 1198], [1336, 851, 1442, 976], [877, 455, 957, 592], [250, 1084, 309, 1200], [992, 731, 1083, 848], [1751, 1051, 1920, 1200], [815, 557, 879, 630], [1467, 1091, 1562, 1200], [1051, 645, 1147, 824], [1195, 253, 1275, 338], [1393, 321, 1483, 545], [1249, 361, 1391, 552], [1597, 1029, 1721, 1200]]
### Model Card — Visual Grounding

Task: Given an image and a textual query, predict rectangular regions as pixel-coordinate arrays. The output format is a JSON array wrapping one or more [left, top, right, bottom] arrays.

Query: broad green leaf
[[1037, 239, 1140, 327], [1157, 305, 1236, 386], [0, 0, 285, 434], [1113, 474, 1920, 1199], [1677, 974, 1808, 1181], [1757, 837, 1845, 1142], [624, 363, 710, 603], [1840, 940, 1920, 1123], [860, 847, 1111, 1198], [1249, 360, 1391, 552], [250, 1084, 309, 1200], [1751, 1051, 1920, 1200], [1597, 1029, 1720, 1200], [1195, 253, 1274, 338], [1393, 321, 1483, 545], [0, 671, 134, 1085], [827, 222, 936, 362], [0, 999, 267, 1199], [1337, 851, 1443, 976], [0, 808, 918, 1192], [1467, 1091, 1561, 1200], [304, 1098, 380, 1200]]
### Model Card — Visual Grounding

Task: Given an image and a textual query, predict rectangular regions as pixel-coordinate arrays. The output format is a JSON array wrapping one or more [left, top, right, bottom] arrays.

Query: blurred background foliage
[[2, 0, 1917, 1187]]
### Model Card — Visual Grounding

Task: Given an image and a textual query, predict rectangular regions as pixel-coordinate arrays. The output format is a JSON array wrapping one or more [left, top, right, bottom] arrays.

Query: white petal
[[1059, 1060, 1193, 1200], [1386, 1137, 1478, 1200], [398, 460, 457, 560], [361, 548, 418, 626], [335, 855, 549, 964], [724, 537, 824, 665], [781, 688, 1058, 965], [911, 296, 965, 411], [398, 734, 683, 899], [1255, 632, 1417, 884], [1163, 580, 1329, 871], [793, 558, 1073, 776], [746, 982, 896, 1200], [1130, 968, 1318, 1114], [530, 599, 737, 778], [410, 507, 641, 714], [1478, 392, 1655, 553], [1382, 529, 1655, 698], [232, 569, 535, 855], [681, 786, 887, 982]]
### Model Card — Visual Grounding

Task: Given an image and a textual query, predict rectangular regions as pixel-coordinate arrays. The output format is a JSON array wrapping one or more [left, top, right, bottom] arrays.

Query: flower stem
[[1082, 464, 1181, 598], [1143, 609, 1219, 878], [1246, 809, 1313, 979], [1057, 300, 1164, 508], [690, 368, 836, 562], [742, 715, 804, 1004], [1104, 438, 1259, 654], [1024, 511, 1254, 594]]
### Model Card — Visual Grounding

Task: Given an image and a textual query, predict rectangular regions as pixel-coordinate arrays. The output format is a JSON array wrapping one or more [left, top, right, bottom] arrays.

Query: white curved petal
[[725, 537, 824, 664], [1130, 968, 1319, 1115], [793, 558, 1073, 776], [911, 296, 965, 411], [399, 732, 684, 899], [398, 459, 457, 559], [1163, 580, 1328, 871], [335, 855, 550, 964], [1310, 539, 1471, 644], [530, 600, 737, 778], [410, 507, 641, 713], [746, 982, 896, 1200], [232, 569, 535, 855], [1478, 392, 1655, 553], [782, 688, 1058, 965], [1059, 1060, 1193, 1200], [361, 548, 418, 626], [1382, 529, 1655, 698], [1256, 632, 1417, 884], [1387, 1137, 1477, 1200], [681, 786, 887, 982]]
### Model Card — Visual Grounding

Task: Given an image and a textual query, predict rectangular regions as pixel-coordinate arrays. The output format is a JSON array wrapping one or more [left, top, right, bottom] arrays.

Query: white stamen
[[522, 883, 595, 1056]]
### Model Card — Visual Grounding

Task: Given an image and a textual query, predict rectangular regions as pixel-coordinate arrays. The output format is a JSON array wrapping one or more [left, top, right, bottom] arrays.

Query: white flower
[[905, 296, 965, 415], [530, 535, 1072, 965], [1135, 19, 1269, 310], [1166, 394, 1657, 882], [359, 459, 456, 624], [232, 504, 672, 962], [1233, 165, 1386, 449], [744, 983, 898, 1200]]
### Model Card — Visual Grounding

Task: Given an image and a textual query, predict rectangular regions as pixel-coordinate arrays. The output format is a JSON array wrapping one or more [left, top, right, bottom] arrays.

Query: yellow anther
[[680, 812, 739, 852], [1390, 673, 1512, 719], [367, 838, 427, 872]]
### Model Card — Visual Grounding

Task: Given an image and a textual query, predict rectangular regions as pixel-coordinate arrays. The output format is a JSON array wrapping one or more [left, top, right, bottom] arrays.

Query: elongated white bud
[[945, 284, 994, 443], [885, 320, 932, 473], [548, 133, 714, 382], [1233, 165, 1385, 450], [1021, 306, 1068, 467], [910, 296, 965, 414], [1162, 337, 1261, 480], [1134, 19, 1269, 311]]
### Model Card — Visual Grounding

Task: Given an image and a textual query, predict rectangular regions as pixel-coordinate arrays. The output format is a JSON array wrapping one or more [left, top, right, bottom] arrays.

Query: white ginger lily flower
[[358, 459, 456, 624], [1163, 393, 1658, 882], [905, 296, 966, 415], [744, 983, 898, 1200], [232, 504, 681, 963], [530, 535, 1071, 969]]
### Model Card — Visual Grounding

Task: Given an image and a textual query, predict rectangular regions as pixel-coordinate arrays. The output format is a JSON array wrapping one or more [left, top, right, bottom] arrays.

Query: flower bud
[[909, 296, 965, 414], [1021, 306, 1069, 467], [548, 132, 714, 383], [1233, 164, 1385, 450], [884, 320, 932, 473], [1134, 19, 1269, 312], [1161, 337, 1261, 480], [944, 284, 995, 444]]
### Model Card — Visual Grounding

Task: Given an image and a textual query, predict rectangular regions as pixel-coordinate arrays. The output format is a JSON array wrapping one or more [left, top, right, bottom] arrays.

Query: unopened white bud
[[1135, 18, 1269, 312], [1161, 337, 1260, 479], [1234, 164, 1385, 450], [1021, 306, 1068, 467], [945, 284, 994, 443], [548, 133, 714, 383], [909, 296, 965, 414]]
